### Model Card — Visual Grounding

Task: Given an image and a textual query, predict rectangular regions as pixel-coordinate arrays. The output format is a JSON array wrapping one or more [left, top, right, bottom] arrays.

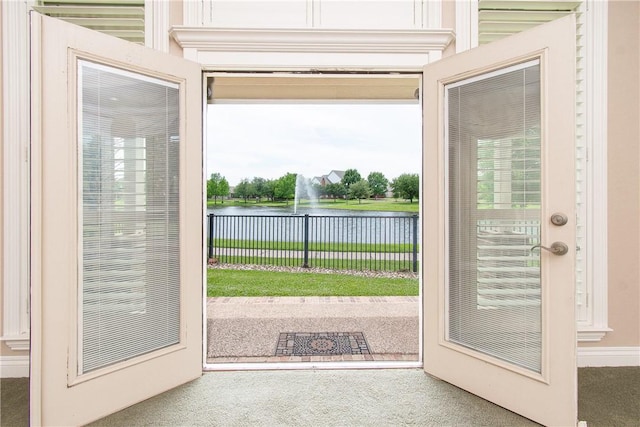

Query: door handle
[[531, 242, 569, 256]]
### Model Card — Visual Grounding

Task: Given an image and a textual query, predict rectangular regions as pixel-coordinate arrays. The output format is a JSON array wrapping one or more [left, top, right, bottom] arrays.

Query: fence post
[[303, 214, 310, 268], [208, 213, 214, 261], [412, 214, 418, 273]]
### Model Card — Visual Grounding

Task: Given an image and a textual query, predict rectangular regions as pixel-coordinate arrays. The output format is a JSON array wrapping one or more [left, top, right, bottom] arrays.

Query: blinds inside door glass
[[79, 60, 180, 373], [446, 61, 542, 373]]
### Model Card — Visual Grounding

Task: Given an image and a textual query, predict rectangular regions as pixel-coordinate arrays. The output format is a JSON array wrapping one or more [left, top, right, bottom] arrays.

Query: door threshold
[[203, 360, 423, 371]]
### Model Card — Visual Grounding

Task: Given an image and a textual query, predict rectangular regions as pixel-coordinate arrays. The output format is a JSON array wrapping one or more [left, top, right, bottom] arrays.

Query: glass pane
[[79, 60, 180, 373], [446, 61, 542, 373]]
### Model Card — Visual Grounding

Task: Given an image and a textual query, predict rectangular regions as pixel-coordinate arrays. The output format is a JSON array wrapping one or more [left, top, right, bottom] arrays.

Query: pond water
[[207, 204, 416, 218], [206, 204, 418, 245]]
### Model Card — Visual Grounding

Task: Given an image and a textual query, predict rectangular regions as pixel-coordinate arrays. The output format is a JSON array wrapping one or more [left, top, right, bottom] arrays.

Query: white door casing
[[423, 15, 577, 427], [30, 13, 203, 426]]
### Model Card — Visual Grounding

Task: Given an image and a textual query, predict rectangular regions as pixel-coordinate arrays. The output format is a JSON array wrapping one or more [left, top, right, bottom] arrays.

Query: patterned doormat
[[275, 332, 371, 356]]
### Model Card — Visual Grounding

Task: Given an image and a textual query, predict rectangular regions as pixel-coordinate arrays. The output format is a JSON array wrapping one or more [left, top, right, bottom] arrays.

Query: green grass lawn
[[207, 198, 419, 213], [207, 268, 419, 297]]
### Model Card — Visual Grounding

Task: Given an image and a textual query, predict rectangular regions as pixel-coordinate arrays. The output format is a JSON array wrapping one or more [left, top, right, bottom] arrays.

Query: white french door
[[30, 14, 203, 426], [423, 15, 577, 427], [29, 8, 577, 427]]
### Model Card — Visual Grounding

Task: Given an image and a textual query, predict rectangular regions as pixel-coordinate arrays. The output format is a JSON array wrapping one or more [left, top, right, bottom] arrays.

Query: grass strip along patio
[[207, 268, 419, 297]]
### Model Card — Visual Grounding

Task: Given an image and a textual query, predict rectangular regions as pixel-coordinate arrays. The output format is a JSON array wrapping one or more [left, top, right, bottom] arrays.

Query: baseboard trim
[[0, 355, 29, 378], [2, 348, 637, 376], [577, 346, 640, 367]]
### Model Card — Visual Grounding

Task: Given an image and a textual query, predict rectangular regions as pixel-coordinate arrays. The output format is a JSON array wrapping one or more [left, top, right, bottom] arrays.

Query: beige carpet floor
[[2, 367, 639, 426]]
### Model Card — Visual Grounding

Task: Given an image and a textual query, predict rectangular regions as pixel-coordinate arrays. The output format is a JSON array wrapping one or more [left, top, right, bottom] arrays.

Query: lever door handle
[[531, 242, 569, 256]]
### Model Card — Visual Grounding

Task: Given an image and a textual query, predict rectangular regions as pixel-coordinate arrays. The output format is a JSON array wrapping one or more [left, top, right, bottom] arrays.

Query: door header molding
[[170, 27, 455, 71]]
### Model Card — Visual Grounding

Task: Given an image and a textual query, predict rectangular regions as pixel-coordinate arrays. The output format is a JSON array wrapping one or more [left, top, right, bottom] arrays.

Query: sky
[[206, 103, 421, 187]]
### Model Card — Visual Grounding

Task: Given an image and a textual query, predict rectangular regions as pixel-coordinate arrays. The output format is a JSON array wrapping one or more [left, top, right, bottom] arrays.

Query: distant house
[[326, 170, 345, 185], [312, 170, 345, 187]]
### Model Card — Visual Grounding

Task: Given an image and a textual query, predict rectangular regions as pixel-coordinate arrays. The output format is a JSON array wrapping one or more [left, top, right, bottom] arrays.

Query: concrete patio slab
[[206, 296, 420, 363]]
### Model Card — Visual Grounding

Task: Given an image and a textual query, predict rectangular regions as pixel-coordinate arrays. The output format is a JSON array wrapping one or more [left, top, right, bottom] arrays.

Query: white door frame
[[202, 70, 425, 371]]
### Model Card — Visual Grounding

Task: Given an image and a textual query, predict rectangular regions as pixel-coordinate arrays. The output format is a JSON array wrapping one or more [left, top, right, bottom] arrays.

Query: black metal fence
[[207, 214, 419, 272]]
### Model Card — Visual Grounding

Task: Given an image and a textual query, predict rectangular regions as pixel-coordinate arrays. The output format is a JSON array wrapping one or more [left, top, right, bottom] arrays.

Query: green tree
[[262, 179, 276, 201], [207, 174, 218, 200], [342, 168, 361, 189], [234, 179, 254, 203], [207, 173, 229, 204], [218, 177, 230, 203], [313, 183, 326, 199], [348, 179, 372, 203], [251, 177, 267, 202], [325, 182, 346, 202], [274, 173, 297, 203], [391, 173, 420, 203], [367, 171, 388, 198]]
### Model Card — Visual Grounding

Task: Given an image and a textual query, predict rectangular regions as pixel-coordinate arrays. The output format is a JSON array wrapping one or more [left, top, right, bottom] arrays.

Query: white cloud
[[206, 103, 421, 186]]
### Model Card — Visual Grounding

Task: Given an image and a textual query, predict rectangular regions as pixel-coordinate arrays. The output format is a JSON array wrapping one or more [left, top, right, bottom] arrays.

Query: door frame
[[201, 70, 425, 371], [0, 5, 588, 426], [0, 1, 608, 376]]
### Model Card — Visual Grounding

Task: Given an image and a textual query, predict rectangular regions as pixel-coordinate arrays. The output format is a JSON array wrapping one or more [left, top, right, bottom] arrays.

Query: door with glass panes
[[423, 15, 577, 427], [31, 11, 576, 427], [30, 13, 202, 426]]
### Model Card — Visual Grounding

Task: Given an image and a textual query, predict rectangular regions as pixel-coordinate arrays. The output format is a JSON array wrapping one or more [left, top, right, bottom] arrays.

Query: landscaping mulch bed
[[208, 262, 417, 279]]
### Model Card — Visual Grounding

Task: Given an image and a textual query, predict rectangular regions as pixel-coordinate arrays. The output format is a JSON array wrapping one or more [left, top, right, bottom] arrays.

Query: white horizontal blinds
[[34, 0, 145, 44], [478, 1, 590, 325], [478, 0, 579, 44], [446, 61, 542, 373], [79, 60, 180, 373]]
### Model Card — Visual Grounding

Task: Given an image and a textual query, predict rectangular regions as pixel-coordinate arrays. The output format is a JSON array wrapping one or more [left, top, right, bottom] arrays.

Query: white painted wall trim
[[578, 347, 640, 367], [145, 0, 170, 52], [578, 328, 613, 343], [578, 0, 609, 341], [189, 0, 442, 29], [1, 0, 31, 352], [183, 0, 203, 26], [170, 27, 454, 70], [4, 347, 632, 375], [454, 0, 479, 53], [425, 0, 442, 28], [0, 355, 30, 378], [171, 27, 454, 52]]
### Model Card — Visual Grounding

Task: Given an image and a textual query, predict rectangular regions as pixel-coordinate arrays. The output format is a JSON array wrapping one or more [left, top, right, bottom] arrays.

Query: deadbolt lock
[[550, 212, 568, 226]]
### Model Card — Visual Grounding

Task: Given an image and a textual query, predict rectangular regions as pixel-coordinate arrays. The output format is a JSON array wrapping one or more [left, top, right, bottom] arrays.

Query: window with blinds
[[478, 0, 579, 44], [446, 60, 542, 372], [478, 0, 590, 321], [79, 60, 180, 373], [34, 0, 145, 44], [477, 0, 591, 326]]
